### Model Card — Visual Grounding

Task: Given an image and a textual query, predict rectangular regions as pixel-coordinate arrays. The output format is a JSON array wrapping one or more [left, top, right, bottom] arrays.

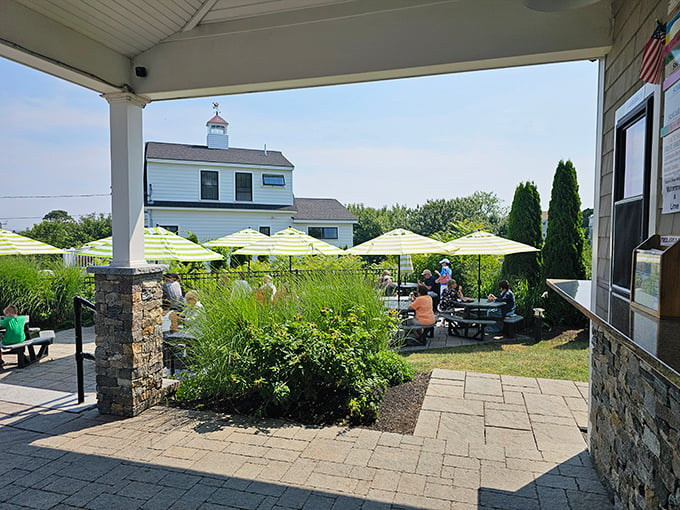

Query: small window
[[235, 172, 252, 201], [159, 225, 178, 233], [308, 227, 338, 240], [259, 226, 271, 236], [201, 170, 219, 200], [263, 174, 285, 186], [210, 125, 225, 135]]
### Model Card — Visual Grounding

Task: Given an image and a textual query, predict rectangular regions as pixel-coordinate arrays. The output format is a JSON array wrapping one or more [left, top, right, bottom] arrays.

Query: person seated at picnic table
[[255, 274, 277, 303], [0, 305, 26, 367], [230, 272, 253, 297], [419, 269, 440, 311], [378, 270, 397, 296], [162, 273, 185, 310], [161, 308, 181, 338], [438, 279, 464, 312], [181, 290, 204, 323], [406, 284, 436, 333], [486, 279, 516, 334]]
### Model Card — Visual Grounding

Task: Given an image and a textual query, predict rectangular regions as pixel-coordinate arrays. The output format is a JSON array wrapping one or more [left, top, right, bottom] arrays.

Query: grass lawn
[[401, 328, 589, 382]]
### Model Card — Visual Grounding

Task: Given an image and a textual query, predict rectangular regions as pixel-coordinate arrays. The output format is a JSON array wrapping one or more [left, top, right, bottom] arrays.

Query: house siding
[[147, 160, 294, 206], [146, 208, 295, 242], [291, 221, 354, 249], [597, 0, 672, 317], [591, 2, 680, 507]]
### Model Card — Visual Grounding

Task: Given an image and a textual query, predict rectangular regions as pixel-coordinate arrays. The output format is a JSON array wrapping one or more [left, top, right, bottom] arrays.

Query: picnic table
[[0, 315, 55, 368]]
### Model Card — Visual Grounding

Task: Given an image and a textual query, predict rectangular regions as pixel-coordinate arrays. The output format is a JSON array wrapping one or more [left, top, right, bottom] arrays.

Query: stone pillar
[[89, 265, 165, 417]]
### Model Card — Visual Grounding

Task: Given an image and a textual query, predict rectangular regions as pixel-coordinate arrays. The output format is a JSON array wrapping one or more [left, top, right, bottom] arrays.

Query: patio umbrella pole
[[477, 254, 482, 301], [397, 262, 402, 306]]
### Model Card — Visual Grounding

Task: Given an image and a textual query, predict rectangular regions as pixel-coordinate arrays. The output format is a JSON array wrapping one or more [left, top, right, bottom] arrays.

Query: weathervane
[[212, 102, 220, 116]]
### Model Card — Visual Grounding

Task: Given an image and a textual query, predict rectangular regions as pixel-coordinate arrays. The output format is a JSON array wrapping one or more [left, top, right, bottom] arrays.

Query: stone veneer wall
[[590, 324, 680, 509], [89, 265, 165, 417]]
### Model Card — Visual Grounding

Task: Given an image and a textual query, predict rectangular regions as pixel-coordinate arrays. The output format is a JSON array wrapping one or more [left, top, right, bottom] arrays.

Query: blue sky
[[0, 57, 598, 232]]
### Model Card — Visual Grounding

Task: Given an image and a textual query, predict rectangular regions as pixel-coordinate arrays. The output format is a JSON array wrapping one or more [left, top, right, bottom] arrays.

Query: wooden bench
[[503, 314, 524, 338], [439, 312, 496, 341], [1, 330, 55, 368]]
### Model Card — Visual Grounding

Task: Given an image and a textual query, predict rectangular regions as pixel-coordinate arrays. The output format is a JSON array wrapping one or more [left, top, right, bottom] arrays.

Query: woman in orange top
[[407, 284, 436, 327]]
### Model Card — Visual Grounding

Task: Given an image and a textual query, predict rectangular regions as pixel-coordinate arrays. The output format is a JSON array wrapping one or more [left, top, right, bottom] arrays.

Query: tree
[[409, 192, 507, 237], [543, 160, 586, 279], [72, 213, 112, 246], [20, 210, 112, 249], [347, 204, 385, 245], [581, 207, 593, 243], [42, 210, 73, 222], [503, 182, 543, 285]]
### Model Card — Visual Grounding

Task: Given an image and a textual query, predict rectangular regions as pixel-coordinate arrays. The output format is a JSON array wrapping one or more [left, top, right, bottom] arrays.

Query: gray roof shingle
[[293, 198, 357, 221], [146, 142, 293, 167]]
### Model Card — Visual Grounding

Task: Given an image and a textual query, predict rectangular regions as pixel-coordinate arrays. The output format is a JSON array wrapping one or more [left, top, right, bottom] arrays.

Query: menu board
[[661, 5, 680, 214], [662, 130, 680, 213]]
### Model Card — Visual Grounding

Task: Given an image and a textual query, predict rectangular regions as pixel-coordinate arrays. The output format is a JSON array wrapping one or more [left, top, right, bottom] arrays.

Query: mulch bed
[[365, 371, 431, 435]]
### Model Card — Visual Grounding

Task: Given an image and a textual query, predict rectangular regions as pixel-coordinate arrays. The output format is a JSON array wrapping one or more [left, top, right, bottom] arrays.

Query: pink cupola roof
[[206, 114, 228, 125]]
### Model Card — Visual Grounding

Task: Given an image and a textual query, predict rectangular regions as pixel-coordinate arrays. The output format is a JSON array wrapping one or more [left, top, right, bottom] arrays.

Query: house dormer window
[[236, 172, 253, 201], [263, 174, 285, 186], [201, 170, 219, 200]]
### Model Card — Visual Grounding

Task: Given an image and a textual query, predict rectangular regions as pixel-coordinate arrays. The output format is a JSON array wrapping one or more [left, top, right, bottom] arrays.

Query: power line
[[0, 213, 109, 220], [0, 193, 110, 199]]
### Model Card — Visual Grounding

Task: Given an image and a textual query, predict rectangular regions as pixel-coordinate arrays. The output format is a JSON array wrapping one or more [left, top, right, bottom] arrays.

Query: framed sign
[[630, 235, 680, 317]]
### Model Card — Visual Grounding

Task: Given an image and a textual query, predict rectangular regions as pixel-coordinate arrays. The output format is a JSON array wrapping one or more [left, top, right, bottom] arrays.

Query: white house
[[144, 112, 356, 247]]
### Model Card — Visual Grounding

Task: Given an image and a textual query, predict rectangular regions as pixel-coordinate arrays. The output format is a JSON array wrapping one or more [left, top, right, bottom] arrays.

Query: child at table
[[0, 305, 27, 367]]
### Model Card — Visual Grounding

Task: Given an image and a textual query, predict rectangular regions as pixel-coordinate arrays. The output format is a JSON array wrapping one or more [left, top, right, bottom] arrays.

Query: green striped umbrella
[[399, 254, 414, 276], [443, 231, 540, 299], [347, 229, 453, 299], [204, 228, 269, 248], [78, 227, 222, 261], [232, 227, 346, 257], [0, 229, 64, 255], [346, 229, 451, 256]]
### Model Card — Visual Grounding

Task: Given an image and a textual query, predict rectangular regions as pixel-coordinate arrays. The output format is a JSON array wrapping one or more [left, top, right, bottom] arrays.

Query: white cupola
[[206, 102, 229, 149]]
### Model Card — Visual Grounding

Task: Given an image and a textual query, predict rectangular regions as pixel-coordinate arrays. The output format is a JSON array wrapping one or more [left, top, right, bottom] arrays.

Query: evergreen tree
[[503, 182, 542, 284], [543, 160, 586, 279]]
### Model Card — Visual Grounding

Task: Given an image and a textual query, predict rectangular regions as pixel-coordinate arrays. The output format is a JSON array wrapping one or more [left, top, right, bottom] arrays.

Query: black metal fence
[[83, 267, 387, 288], [175, 268, 386, 288]]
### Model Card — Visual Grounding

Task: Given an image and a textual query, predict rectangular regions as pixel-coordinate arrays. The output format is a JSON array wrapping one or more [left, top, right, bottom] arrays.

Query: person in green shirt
[[0, 305, 26, 366]]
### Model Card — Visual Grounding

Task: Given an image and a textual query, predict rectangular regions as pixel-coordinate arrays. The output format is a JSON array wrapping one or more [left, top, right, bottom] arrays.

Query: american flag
[[640, 21, 666, 84]]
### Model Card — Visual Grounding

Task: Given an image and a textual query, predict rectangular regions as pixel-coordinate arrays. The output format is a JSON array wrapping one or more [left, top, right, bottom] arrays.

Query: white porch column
[[103, 92, 149, 267]]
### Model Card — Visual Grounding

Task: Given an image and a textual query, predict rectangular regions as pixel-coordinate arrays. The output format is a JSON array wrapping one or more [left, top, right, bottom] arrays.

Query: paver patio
[[0, 327, 613, 509]]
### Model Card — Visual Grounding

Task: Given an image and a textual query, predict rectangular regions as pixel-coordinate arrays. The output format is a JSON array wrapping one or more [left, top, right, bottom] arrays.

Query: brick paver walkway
[[0, 328, 614, 509]]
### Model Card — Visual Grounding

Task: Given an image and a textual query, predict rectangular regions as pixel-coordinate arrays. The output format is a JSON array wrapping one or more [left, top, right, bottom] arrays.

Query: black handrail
[[74, 296, 96, 404]]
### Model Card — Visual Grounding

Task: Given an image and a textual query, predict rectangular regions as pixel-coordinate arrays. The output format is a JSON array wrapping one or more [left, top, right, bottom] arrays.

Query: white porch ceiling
[[0, 0, 612, 101]]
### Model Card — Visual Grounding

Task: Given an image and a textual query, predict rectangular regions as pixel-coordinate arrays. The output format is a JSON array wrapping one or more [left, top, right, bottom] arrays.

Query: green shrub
[[0, 257, 92, 328], [176, 272, 412, 424]]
